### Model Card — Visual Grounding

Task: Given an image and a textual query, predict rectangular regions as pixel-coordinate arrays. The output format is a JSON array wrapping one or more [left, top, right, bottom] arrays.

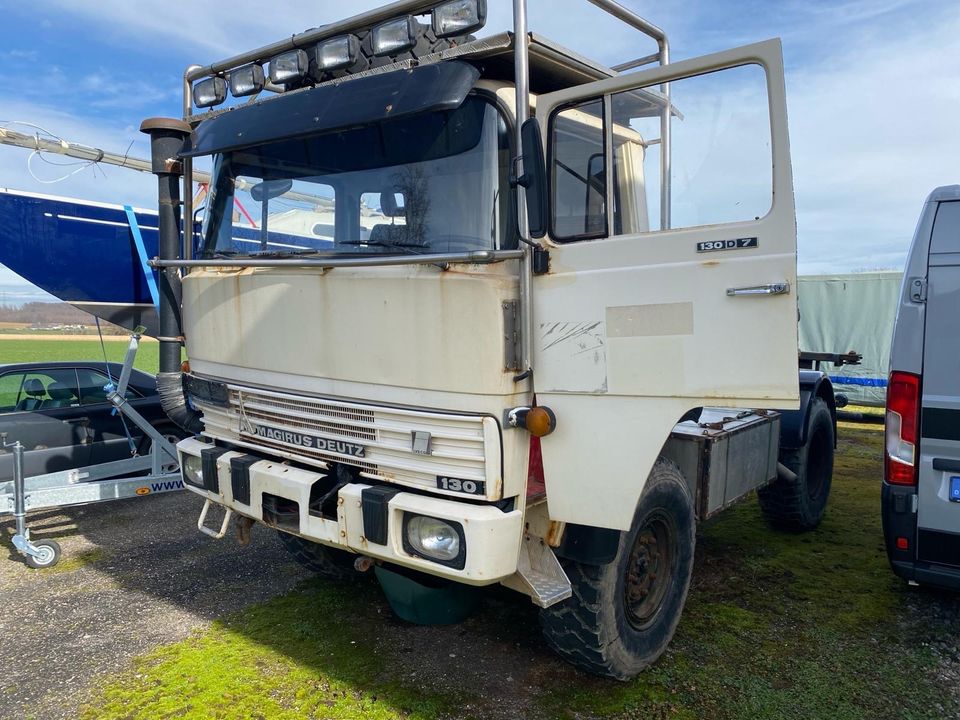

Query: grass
[[0, 337, 160, 374], [77, 423, 957, 720]]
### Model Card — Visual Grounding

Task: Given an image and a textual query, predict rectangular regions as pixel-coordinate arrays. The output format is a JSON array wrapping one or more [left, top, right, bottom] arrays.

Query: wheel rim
[[805, 424, 830, 500], [32, 545, 55, 566], [160, 434, 181, 474], [624, 512, 676, 630]]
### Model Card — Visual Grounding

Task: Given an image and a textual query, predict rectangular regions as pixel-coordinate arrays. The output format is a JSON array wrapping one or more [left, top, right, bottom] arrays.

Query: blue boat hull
[[0, 189, 162, 334]]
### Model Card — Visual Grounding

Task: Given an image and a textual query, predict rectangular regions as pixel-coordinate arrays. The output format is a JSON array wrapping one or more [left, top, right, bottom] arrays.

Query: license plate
[[950, 476, 960, 503]]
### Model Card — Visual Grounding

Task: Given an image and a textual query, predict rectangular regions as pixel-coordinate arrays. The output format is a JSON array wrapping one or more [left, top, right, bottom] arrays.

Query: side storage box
[[666, 410, 780, 520]]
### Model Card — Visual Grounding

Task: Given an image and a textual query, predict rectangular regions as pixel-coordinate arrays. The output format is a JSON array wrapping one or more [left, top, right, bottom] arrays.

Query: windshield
[[200, 95, 514, 258]]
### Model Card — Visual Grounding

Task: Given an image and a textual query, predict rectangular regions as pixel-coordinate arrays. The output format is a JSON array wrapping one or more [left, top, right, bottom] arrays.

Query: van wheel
[[277, 532, 364, 581], [539, 458, 695, 680], [758, 397, 834, 530]]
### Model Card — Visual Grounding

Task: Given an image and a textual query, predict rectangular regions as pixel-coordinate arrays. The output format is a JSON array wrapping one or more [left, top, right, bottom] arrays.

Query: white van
[[884, 185, 960, 588]]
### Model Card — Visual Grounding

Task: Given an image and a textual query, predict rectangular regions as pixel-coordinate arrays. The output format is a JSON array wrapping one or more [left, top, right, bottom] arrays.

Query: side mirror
[[519, 118, 547, 239], [250, 179, 292, 202]]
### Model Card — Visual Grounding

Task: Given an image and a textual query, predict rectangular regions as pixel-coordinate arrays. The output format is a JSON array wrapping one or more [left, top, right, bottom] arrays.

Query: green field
[[77, 424, 959, 720], [0, 338, 160, 374]]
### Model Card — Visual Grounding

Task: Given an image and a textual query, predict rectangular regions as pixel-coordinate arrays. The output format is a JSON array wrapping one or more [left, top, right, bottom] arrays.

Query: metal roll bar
[[150, 249, 524, 270]]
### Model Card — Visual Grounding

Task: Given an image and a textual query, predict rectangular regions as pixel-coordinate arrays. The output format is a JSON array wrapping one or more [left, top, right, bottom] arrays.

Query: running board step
[[516, 534, 571, 608]]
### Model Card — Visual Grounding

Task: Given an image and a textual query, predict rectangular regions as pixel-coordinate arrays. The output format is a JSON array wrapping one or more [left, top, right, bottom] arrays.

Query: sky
[[0, 0, 957, 298]]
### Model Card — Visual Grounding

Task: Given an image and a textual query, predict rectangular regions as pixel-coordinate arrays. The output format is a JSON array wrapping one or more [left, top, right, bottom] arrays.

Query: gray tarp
[[797, 272, 903, 407]]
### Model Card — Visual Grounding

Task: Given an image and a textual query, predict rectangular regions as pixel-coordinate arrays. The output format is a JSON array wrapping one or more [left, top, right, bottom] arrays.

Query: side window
[[549, 63, 773, 240], [931, 201, 960, 254], [0, 373, 26, 412], [551, 99, 606, 240], [76, 368, 140, 405], [20, 369, 81, 409]]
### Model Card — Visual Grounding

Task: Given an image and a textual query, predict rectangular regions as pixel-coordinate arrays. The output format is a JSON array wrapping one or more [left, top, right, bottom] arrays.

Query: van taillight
[[885, 371, 920, 486]]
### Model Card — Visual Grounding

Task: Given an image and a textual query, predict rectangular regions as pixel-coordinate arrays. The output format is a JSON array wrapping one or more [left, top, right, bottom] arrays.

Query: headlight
[[432, 0, 487, 38], [182, 454, 204, 487], [193, 77, 226, 108], [229, 64, 265, 97], [315, 34, 360, 71], [371, 16, 419, 56], [405, 514, 463, 564], [269, 49, 309, 84]]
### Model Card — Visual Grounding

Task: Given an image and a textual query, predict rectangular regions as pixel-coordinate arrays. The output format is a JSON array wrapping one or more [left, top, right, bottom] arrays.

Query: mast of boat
[[0, 125, 333, 210], [0, 125, 212, 184]]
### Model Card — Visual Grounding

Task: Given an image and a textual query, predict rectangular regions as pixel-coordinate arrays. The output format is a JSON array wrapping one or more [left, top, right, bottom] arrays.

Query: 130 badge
[[437, 476, 485, 495]]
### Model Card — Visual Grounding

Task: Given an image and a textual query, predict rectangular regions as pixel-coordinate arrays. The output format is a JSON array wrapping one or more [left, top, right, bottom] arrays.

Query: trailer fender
[[779, 371, 836, 450]]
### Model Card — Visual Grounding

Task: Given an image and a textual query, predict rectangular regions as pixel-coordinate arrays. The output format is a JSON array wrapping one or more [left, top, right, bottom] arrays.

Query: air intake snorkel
[[140, 117, 204, 435]]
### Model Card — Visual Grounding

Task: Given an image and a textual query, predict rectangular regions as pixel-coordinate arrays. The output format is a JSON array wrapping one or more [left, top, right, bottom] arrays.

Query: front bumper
[[178, 437, 523, 585]]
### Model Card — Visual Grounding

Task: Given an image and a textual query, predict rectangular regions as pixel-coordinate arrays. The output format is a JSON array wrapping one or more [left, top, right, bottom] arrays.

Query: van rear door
[[918, 198, 960, 568]]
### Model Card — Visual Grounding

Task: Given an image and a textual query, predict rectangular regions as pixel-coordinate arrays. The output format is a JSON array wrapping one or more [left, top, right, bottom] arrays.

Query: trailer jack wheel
[[21, 538, 61, 569], [539, 458, 695, 680]]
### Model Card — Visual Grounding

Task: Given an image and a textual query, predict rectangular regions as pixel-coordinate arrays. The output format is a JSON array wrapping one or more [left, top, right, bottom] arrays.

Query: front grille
[[192, 384, 497, 500]]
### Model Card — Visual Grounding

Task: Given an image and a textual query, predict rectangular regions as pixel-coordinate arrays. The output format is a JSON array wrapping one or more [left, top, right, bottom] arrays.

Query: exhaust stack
[[140, 117, 203, 434]]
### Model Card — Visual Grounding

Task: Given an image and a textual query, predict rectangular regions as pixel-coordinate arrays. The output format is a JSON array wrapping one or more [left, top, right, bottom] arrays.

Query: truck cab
[[884, 185, 960, 589], [142, 0, 825, 680]]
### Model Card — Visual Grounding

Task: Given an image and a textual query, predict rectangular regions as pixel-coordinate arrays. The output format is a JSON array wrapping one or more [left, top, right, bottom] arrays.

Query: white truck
[[141, 0, 838, 679]]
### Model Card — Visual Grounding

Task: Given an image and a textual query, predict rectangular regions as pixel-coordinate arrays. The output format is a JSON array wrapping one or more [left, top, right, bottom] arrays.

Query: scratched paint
[[537, 321, 608, 392]]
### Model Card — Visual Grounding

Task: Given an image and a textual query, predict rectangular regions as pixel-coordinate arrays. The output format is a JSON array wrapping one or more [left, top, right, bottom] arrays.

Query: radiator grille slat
[[193, 384, 495, 499]]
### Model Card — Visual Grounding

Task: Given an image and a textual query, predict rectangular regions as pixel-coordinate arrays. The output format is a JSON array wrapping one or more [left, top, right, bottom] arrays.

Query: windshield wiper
[[248, 249, 324, 258], [338, 240, 426, 255]]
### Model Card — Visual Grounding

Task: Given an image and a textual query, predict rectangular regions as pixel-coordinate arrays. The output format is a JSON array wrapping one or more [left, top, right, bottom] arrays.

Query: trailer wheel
[[758, 397, 834, 531], [276, 532, 364, 581], [539, 458, 695, 680], [25, 539, 61, 569]]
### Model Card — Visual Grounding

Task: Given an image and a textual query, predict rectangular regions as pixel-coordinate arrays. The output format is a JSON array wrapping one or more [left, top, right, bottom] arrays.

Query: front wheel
[[540, 458, 696, 680], [758, 397, 834, 531]]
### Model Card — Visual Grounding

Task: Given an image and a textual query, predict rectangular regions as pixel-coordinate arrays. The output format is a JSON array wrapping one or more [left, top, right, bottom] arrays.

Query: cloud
[[787, 1, 960, 272]]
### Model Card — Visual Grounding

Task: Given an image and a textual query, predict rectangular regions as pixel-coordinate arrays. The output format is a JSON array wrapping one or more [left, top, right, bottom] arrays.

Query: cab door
[[531, 40, 798, 529]]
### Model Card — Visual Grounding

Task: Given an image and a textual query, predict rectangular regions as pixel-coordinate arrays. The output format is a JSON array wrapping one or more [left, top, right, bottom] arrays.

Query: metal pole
[[513, 0, 534, 379], [11, 441, 26, 538], [182, 65, 202, 262]]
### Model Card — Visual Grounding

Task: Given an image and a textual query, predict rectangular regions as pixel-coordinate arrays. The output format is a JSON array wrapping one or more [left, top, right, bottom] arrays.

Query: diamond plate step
[[517, 534, 572, 608]]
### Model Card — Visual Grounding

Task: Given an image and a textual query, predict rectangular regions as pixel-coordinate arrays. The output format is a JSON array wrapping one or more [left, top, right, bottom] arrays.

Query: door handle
[[726, 282, 790, 297]]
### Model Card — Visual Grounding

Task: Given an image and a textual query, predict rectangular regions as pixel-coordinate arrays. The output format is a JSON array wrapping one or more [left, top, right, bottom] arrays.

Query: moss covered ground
[[78, 423, 959, 720]]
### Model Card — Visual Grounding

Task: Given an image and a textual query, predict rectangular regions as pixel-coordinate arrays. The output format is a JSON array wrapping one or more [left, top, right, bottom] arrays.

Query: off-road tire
[[277, 531, 364, 581], [540, 458, 696, 680], [758, 397, 834, 531]]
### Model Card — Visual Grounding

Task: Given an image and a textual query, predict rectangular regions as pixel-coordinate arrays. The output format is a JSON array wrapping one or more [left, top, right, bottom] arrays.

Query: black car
[[0, 361, 182, 483]]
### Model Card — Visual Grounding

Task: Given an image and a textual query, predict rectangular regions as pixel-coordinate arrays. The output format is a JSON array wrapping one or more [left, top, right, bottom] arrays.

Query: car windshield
[[200, 95, 514, 258]]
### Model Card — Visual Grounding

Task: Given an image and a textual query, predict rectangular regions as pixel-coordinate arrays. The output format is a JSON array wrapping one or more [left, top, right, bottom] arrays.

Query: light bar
[[315, 34, 360, 71], [269, 49, 309, 84], [193, 77, 227, 108], [229, 64, 265, 97], [371, 16, 418, 56], [433, 0, 487, 38]]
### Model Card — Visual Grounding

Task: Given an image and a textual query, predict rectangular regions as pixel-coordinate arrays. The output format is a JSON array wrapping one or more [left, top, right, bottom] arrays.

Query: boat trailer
[[0, 332, 184, 568]]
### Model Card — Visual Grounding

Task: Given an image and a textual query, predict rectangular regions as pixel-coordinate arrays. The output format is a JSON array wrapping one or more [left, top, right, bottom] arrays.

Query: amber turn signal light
[[524, 406, 556, 437], [181, 360, 191, 373], [506, 405, 557, 437]]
